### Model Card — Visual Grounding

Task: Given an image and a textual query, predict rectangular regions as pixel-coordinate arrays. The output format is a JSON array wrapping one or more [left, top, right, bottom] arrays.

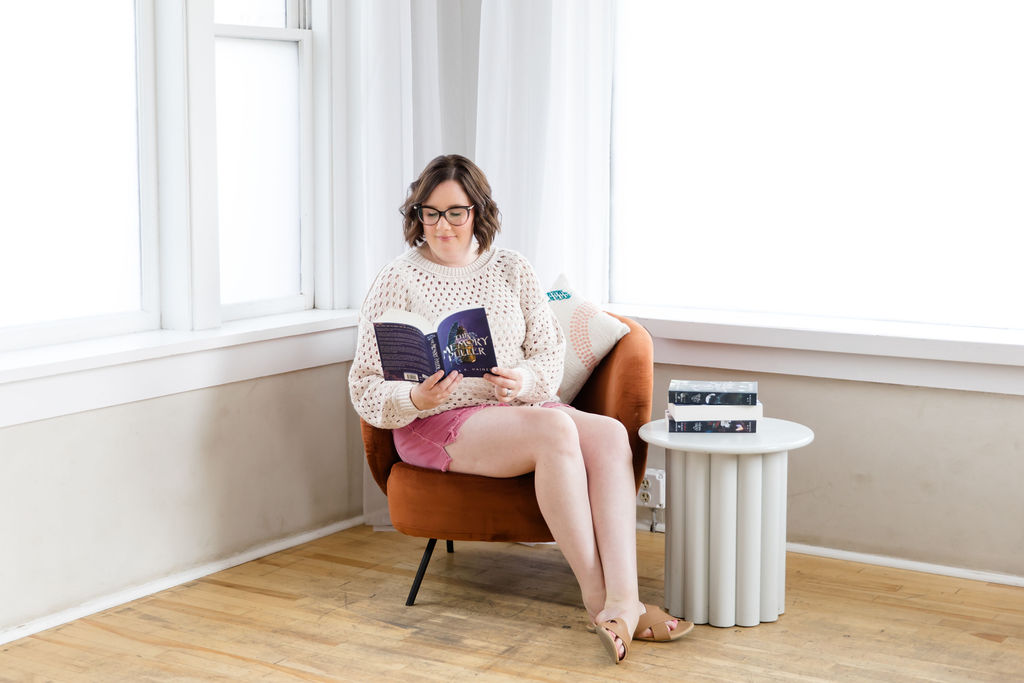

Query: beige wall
[[651, 364, 1024, 577], [0, 363, 364, 633]]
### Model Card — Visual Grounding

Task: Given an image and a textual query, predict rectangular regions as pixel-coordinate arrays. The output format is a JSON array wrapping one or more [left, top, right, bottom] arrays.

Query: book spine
[[426, 332, 442, 373], [667, 419, 757, 433], [668, 391, 757, 406]]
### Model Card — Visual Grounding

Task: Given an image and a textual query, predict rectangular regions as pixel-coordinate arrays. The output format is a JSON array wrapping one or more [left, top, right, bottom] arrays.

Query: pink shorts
[[393, 402, 570, 472]]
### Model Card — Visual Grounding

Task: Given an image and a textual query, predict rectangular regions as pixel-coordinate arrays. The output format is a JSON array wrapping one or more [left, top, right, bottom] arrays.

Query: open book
[[372, 306, 498, 382]]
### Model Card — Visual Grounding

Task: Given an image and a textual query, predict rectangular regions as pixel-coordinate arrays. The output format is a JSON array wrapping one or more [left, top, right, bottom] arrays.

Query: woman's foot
[[637, 604, 679, 638], [633, 603, 694, 642], [592, 602, 643, 662], [595, 617, 631, 663]]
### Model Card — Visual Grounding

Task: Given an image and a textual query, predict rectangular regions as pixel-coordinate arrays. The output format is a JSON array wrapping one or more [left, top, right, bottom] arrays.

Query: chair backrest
[[361, 313, 654, 493]]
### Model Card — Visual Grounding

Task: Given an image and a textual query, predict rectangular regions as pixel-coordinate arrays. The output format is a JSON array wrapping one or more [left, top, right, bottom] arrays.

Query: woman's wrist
[[395, 384, 422, 415]]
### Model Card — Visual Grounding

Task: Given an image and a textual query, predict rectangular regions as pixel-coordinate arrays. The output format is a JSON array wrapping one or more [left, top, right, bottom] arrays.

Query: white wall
[[0, 363, 364, 635], [648, 364, 1024, 577]]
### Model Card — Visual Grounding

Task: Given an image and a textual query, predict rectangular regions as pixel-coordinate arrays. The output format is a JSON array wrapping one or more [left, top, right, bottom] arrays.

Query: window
[[214, 10, 313, 320], [0, 0, 317, 351], [612, 0, 1024, 333], [0, 1, 156, 349]]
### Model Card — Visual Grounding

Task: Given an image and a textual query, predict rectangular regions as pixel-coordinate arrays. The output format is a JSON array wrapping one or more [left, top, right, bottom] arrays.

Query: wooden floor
[[2, 526, 1022, 682]]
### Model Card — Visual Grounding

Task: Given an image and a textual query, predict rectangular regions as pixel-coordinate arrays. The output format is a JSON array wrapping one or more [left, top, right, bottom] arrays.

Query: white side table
[[639, 417, 814, 627]]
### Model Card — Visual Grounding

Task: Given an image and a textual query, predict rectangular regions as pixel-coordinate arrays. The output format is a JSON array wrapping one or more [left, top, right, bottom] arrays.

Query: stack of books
[[666, 380, 760, 433]]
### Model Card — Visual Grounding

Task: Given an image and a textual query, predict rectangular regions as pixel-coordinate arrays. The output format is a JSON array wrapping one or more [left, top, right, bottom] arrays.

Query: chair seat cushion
[[387, 463, 555, 543]]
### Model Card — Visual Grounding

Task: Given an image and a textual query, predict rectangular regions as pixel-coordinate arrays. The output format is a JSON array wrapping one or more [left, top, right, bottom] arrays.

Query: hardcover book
[[666, 412, 758, 433], [669, 379, 758, 405], [666, 401, 763, 422], [373, 307, 497, 382]]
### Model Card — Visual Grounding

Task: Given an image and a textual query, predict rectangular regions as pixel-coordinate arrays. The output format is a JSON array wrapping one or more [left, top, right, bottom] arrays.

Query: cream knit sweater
[[349, 247, 566, 429]]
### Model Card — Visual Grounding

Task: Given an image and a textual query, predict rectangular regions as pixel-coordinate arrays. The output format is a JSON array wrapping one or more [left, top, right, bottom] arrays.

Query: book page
[[375, 309, 433, 334], [373, 322, 440, 381]]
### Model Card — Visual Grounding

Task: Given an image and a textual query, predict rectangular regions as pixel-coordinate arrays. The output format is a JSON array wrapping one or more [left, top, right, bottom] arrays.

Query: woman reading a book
[[349, 154, 691, 664]]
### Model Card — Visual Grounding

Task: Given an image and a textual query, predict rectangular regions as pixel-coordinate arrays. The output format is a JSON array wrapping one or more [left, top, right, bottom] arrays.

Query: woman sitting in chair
[[349, 154, 692, 664]]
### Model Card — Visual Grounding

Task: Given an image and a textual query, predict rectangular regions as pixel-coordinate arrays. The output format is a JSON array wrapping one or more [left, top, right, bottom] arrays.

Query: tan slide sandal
[[633, 603, 694, 642], [595, 617, 632, 664]]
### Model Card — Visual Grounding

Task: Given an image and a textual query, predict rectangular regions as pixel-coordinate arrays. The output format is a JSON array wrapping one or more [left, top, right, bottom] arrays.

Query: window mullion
[[135, 0, 161, 324], [154, 0, 221, 331], [298, 32, 315, 309], [286, 0, 312, 30], [311, 0, 335, 311]]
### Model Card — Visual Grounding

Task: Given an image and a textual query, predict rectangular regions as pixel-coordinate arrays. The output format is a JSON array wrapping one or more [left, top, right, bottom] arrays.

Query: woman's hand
[[485, 367, 523, 403], [410, 370, 462, 410]]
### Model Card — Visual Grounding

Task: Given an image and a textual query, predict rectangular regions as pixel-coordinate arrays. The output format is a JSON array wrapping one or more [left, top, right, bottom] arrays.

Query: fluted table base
[[665, 449, 788, 626], [641, 417, 814, 628]]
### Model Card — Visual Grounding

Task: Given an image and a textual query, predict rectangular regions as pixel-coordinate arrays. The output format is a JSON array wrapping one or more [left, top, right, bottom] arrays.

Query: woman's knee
[[585, 413, 628, 441], [530, 408, 582, 458], [582, 415, 632, 458]]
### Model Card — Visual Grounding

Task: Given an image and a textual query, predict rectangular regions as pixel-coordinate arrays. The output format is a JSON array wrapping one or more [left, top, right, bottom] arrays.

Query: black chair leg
[[446, 540, 454, 553], [406, 538, 438, 606]]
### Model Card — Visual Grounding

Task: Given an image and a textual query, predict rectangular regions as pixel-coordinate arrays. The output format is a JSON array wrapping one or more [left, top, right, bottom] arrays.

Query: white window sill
[[6, 303, 1019, 430], [605, 304, 1024, 396], [0, 309, 359, 429]]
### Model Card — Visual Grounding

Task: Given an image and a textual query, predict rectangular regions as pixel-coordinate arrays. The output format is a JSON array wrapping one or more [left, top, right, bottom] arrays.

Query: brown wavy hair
[[401, 155, 501, 251]]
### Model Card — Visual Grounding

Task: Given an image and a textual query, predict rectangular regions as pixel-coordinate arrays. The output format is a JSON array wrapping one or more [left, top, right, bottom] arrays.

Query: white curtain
[[334, 0, 439, 527], [337, 0, 483, 310], [475, 0, 615, 301], [341, 0, 616, 524]]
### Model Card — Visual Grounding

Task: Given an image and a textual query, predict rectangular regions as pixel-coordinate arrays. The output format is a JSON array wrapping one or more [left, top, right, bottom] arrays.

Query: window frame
[[0, 0, 344, 430], [0, 0, 319, 352], [213, 22, 315, 322]]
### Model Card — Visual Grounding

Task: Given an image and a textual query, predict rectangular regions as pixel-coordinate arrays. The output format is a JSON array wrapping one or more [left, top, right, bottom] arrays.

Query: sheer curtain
[[338, 0, 614, 305], [337, 0, 483, 309], [342, 0, 616, 524], [339, 0, 483, 526], [333, 0, 438, 526], [475, 0, 615, 300]]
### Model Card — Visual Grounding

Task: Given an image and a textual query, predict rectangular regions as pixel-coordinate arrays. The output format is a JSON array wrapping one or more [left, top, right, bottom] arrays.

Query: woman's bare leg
[[552, 407, 683, 645], [550, 408, 639, 617], [446, 406, 610, 617], [446, 405, 680, 658]]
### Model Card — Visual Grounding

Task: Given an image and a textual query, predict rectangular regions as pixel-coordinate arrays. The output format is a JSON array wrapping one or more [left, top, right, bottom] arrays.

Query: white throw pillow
[[546, 274, 630, 403]]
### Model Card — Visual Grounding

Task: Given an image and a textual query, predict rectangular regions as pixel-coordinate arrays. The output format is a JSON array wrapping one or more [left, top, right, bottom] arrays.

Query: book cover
[[373, 307, 497, 382], [668, 379, 758, 405], [666, 412, 758, 433], [666, 401, 763, 422]]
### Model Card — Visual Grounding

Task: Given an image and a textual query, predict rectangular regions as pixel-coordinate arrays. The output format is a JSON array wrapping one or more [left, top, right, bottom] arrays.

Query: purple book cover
[[435, 307, 497, 378], [374, 307, 496, 382]]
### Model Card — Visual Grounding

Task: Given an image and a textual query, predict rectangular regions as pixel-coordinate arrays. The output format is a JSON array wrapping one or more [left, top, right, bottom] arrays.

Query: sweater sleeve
[[347, 265, 425, 429], [513, 255, 566, 403]]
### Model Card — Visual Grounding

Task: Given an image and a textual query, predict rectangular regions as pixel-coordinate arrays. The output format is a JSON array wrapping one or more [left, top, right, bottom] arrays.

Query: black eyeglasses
[[413, 204, 474, 227]]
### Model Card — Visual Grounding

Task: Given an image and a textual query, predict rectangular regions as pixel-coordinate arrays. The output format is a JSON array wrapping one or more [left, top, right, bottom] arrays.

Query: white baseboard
[[0, 515, 365, 647], [626, 530, 1024, 588], [636, 506, 666, 533], [787, 542, 1024, 588]]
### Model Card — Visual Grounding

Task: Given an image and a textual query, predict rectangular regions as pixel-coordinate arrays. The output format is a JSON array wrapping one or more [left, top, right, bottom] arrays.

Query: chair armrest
[[361, 418, 400, 495]]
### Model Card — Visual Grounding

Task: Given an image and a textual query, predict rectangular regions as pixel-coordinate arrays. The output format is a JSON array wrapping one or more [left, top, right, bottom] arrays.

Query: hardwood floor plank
[[2, 527, 1022, 681]]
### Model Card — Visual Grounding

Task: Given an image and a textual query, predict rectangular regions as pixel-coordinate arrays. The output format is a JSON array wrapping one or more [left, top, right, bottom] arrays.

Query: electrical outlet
[[636, 468, 666, 509]]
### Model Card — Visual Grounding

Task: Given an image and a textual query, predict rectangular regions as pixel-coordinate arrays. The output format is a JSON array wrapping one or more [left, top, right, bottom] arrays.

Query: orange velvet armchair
[[360, 313, 653, 605]]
